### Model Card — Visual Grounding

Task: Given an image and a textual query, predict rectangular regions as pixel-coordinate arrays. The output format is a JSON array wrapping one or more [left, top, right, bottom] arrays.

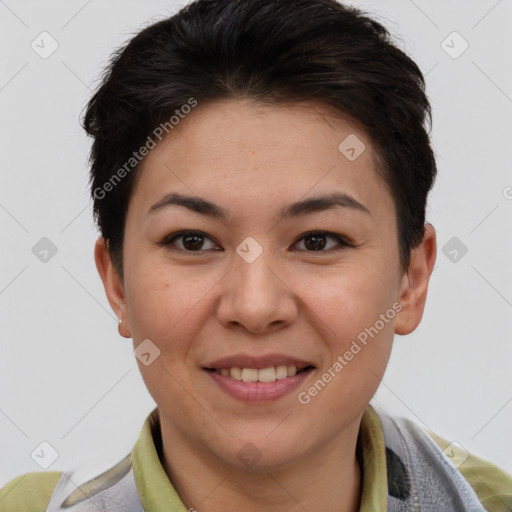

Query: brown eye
[[293, 231, 351, 252], [161, 231, 219, 252]]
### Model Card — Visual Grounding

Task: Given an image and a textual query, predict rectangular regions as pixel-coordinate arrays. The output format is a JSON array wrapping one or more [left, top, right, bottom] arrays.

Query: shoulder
[[1, 453, 135, 511], [425, 429, 512, 512], [369, 404, 512, 511], [0, 471, 62, 511]]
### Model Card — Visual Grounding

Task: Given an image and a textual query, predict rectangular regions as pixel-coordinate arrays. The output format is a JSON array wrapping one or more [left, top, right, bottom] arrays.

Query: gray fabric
[[45, 406, 486, 511], [373, 404, 487, 512], [45, 465, 144, 512]]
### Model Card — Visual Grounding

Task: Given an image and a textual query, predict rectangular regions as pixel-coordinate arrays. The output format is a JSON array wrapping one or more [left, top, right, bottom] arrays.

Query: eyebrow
[[148, 191, 371, 220]]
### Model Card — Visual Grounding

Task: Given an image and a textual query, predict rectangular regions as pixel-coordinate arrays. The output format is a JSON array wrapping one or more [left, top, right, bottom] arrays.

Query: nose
[[216, 248, 298, 335]]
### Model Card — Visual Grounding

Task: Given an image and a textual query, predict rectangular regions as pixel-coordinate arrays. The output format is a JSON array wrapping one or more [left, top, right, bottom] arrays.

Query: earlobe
[[394, 224, 437, 336], [94, 237, 132, 338]]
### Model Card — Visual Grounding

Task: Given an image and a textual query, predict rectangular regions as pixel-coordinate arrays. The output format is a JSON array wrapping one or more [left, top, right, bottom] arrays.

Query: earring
[[118, 318, 126, 337]]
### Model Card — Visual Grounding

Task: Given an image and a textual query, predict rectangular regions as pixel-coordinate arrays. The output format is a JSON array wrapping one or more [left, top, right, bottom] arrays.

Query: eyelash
[[159, 230, 353, 255]]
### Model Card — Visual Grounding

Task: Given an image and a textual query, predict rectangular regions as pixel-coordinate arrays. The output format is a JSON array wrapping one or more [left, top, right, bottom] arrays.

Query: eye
[[292, 231, 352, 253], [160, 230, 220, 252]]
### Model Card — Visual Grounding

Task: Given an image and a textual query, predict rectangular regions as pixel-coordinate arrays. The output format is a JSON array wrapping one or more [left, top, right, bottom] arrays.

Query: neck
[[158, 413, 363, 512]]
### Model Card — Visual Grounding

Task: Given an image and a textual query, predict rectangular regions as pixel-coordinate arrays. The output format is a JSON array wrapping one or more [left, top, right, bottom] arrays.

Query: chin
[[221, 431, 307, 471]]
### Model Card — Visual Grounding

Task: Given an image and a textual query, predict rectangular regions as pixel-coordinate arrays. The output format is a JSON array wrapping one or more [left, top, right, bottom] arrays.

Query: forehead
[[129, 98, 394, 223]]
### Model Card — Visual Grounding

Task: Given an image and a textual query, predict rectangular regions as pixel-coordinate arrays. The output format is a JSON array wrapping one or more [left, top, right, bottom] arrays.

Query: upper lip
[[203, 354, 315, 370]]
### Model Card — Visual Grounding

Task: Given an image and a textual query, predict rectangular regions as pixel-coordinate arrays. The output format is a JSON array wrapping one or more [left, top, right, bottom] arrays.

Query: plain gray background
[[1, 0, 511, 488]]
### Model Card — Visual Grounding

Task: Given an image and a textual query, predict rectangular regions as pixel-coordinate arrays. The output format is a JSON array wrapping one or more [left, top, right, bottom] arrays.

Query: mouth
[[202, 354, 316, 401], [203, 365, 315, 383]]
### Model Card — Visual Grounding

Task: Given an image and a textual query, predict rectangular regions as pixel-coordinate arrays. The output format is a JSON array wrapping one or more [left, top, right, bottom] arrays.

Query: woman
[[1, 0, 511, 510]]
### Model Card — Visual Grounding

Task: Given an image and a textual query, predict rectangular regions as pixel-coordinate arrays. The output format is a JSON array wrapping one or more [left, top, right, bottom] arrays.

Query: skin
[[95, 98, 436, 512]]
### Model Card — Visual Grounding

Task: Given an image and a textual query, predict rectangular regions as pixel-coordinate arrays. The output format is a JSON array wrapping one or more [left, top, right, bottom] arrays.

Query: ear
[[94, 237, 132, 338], [395, 223, 437, 335]]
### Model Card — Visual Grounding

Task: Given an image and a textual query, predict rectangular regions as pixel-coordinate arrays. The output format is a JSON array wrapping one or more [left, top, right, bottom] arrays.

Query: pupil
[[305, 234, 326, 251], [183, 233, 203, 250]]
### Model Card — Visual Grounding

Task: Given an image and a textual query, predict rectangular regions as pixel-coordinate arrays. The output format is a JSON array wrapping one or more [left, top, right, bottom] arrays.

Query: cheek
[[124, 259, 218, 348], [298, 274, 396, 413], [298, 264, 398, 346], [124, 264, 207, 399]]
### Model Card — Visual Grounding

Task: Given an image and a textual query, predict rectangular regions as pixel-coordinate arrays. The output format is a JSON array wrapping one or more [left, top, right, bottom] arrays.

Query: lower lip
[[204, 368, 314, 402]]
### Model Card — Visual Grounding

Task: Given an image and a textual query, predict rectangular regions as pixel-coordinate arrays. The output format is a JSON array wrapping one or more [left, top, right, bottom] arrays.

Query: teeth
[[230, 367, 242, 380], [241, 368, 258, 382], [276, 365, 288, 379], [258, 367, 276, 382], [215, 365, 306, 382]]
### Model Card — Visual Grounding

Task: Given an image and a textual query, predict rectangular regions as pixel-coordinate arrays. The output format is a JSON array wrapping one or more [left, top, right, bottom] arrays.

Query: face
[[96, 98, 436, 471]]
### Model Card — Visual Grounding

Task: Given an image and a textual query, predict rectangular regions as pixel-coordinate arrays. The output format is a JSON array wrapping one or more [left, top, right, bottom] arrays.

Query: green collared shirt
[[1, 405, 511, 510]]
